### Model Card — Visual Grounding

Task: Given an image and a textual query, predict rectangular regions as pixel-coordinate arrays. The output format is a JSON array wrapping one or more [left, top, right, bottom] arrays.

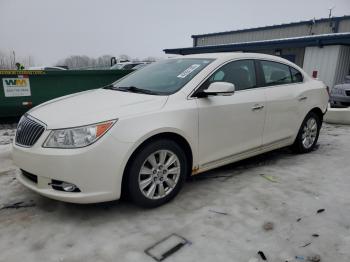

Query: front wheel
[[126, 139, 188, 208], [292, 112, 321, 153]]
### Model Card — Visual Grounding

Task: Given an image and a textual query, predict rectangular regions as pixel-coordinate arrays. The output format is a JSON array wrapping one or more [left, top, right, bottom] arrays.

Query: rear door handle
[[252, 104, 264, 111], [298, 96, 307, 101]]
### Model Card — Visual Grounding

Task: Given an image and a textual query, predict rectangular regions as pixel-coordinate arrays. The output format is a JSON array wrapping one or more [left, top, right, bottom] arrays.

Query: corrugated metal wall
[[195, 19, 350, 47], [256, 47, 305, 67], [196, 24, 309, 46], [334, 46, 350, 85], [281, 47, 305, 67], [303, 45, 341, 88], [302, 45, 350, 88], [192, 18, 350, 89], [338, 19, 350, 33]]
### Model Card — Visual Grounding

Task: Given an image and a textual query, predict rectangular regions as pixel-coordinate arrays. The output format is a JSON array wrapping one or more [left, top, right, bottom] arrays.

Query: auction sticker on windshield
[[2, 75, 31, 97], [177, 64, 201, 78]]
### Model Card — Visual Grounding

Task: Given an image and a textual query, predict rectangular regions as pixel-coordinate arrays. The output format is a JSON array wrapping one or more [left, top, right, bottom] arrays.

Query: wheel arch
[[309, 107, 324, 123], [120, 131, 194, 197], [291, 106, 325, 146], [292, 106, 324, 153]]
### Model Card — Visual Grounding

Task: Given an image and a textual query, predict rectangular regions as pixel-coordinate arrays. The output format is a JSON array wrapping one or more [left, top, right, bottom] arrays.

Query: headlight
[[43, 120, 116, 148]]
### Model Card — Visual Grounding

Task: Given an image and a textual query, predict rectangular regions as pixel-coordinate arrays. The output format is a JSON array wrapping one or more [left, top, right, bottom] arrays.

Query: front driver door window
[[205, 59, 257, 91]]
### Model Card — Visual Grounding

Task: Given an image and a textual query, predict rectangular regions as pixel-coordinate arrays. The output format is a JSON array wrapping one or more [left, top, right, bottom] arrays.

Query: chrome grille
[[15, 116, 45, 147]]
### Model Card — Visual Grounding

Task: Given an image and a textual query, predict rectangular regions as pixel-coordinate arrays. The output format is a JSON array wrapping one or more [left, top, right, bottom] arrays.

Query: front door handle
[[252, 104, 264, 111], [298, 96, 308, 101]]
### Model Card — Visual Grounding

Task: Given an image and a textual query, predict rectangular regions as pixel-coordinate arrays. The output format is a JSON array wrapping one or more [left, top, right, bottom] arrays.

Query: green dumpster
[[0, 69, 132, 118]]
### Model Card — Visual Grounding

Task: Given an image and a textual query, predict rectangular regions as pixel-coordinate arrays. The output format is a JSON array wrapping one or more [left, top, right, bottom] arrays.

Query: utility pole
[[328, 6, 336, 32], [328, 6, 335, 19], [12, 50, 16, 69]]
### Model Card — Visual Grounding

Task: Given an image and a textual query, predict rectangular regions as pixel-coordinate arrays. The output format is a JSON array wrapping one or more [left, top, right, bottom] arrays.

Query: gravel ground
[[0, 123, 349, 262]]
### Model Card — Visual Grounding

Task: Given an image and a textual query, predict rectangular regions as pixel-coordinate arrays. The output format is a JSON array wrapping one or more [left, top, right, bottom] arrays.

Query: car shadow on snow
[[3, 141, 325, 219], [188, 146, 296, 181], [27, 147, 300, 213]]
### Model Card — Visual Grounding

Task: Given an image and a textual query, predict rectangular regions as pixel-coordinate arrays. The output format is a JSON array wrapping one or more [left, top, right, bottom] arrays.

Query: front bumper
[[12, 129, 133, 204]]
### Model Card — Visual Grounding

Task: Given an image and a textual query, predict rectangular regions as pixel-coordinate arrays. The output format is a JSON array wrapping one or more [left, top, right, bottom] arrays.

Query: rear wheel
[[126, 139, 188, 208], [292, 112, 321, 153]]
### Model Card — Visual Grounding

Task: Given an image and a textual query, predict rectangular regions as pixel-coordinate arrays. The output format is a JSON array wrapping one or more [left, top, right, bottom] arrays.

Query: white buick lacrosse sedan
[[13, 53, 329, 207]]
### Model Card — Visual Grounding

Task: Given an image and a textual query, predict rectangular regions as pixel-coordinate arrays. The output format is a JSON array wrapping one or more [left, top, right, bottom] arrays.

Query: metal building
[[164, 16, 350, 88]]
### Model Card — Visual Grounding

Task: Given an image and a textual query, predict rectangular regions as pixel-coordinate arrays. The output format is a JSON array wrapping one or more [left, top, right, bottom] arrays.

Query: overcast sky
[[1, 0, 349, 65]]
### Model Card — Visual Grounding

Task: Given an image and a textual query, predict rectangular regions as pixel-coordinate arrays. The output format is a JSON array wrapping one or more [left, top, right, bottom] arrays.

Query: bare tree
[[57, 54, 114, 69], [0, 50, 14, 69], [0, 50, 34, 69], [143, 56, 157, 62], [118, 54, 130, 62], [96, 55, 113, 67], [22, 55, 35, 68], [56, 54, 159, 69]]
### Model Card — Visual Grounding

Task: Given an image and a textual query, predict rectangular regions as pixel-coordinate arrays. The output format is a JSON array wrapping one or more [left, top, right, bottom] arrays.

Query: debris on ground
[[300, 242, 312, 248], [257, 251, 267, 261], [295, 254, 321, 261], [0, 128, 16, 145], [312, 234, 319, 238], [0, 169, 17, 176], [316, 209, 325, 214], [260, 174, 278, 183], [0, 200, 35, 210], [297, 218, 302, 222], [145, 234, 190, 261], [262, 221, 274, 231], [307, 254, 321, 262], [208, 210, 228, 215]]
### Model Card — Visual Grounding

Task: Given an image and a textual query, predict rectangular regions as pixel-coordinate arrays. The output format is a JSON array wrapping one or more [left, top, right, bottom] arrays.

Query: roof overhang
[[164, 33, 350, 55], [190, 15, 350, 39]]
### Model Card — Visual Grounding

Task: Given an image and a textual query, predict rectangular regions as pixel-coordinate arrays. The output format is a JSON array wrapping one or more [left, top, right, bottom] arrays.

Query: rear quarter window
[[290, 67, 303, 83]]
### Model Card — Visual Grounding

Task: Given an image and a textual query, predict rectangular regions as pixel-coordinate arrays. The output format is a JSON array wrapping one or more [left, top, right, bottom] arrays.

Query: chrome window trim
[[187, 57, 305, 100]]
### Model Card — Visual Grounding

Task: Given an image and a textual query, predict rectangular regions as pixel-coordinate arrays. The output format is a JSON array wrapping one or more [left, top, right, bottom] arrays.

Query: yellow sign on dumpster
[[2, 75, 31, 97]]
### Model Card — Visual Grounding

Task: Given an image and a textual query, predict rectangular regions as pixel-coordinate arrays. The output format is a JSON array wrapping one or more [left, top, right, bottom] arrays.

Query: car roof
[[175, 52, 294, 64]]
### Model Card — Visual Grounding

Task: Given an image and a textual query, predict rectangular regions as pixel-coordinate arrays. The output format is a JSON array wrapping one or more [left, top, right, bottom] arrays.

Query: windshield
[[110, 58, 214, 95]]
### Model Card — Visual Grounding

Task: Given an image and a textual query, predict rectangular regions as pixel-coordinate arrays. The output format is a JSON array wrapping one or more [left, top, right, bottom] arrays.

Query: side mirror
[[204, 82, 235, 96]]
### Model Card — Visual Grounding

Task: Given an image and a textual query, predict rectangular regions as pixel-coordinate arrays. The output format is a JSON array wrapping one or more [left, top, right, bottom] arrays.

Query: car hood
[[29, 89, 168, 129]]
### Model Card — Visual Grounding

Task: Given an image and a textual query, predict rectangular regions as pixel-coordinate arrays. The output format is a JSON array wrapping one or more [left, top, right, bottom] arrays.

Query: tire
[[126, 139, 188, 208], [292, 112, 321, 153]]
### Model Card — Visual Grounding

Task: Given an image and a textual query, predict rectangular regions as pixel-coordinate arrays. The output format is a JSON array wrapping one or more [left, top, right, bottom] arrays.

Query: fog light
[[62, 182, 77, 192], [50, 180, 80, 192]]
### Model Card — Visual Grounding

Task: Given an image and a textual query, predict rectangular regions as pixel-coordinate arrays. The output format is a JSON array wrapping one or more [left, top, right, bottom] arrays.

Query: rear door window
[[260, 61, 292, 86]]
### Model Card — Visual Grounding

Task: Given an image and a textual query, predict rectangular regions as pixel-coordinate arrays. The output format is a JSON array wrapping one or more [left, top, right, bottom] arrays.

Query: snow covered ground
[[0, 123, 349, 262]]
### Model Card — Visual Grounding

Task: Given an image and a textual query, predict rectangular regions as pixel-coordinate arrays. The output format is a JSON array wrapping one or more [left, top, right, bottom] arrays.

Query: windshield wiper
[[104, 84, 160, 95], [117, 86, 159, 95], [103, 84, 117, 90], [103, 84, 132, 92]]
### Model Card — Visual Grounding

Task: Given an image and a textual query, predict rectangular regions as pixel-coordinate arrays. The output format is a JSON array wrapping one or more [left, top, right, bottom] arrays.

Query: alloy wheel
[[301, 117, 318, 149], [138, 150, 181, 200]]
